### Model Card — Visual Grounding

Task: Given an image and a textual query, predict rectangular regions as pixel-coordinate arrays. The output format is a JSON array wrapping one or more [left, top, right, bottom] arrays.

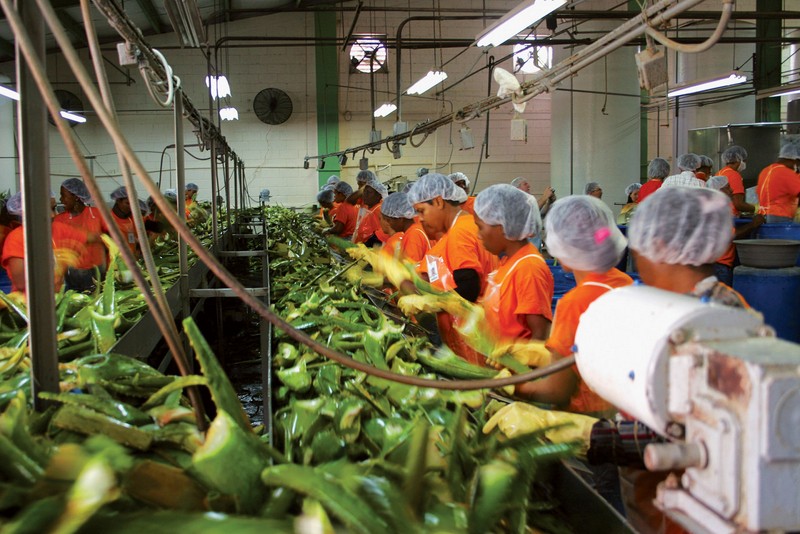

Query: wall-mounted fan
[[253, 88, 293, 125], [48, 89, 84, 128]]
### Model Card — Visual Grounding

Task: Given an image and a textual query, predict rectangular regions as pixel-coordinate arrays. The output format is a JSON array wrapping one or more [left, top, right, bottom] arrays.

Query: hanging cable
[[140, 48, 179, 107], [643, 0, 734, 54]]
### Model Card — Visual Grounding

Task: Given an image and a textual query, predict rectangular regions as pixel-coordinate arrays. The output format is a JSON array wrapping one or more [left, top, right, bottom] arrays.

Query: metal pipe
[[223, 147, 231, 230], [18, 0, 59, 411], [340, 0, 362, 52], [176, 90, 190, 368], [210, 139, 219, 250]]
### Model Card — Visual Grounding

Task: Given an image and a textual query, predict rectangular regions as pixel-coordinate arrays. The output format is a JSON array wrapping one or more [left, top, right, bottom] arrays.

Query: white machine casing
[[575, 285, 800, 533]]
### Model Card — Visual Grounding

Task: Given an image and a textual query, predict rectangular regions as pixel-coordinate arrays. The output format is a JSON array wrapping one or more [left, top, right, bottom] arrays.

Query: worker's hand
[[752, 213, 766, 227], [483, 402, 598, 456], [543, 186, 555, 201], [493, 368, 515, 396], [397, 294, 444, 315], [490, 340, 552, 368], [346, 243, 375, 262]]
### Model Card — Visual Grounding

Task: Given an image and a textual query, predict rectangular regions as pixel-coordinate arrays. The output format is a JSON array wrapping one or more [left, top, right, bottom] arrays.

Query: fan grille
[[253, 88, 293, 125]]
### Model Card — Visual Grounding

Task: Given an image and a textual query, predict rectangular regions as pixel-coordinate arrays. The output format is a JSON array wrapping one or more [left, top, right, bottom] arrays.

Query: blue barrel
[[0, 270, 11, 294], [733, 266, 800, 343], [547, 259, 576, 315]]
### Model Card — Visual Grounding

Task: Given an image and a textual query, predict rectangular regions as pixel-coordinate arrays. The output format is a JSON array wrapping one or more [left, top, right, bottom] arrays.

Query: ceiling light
[[374, 102, 397, 118], [755, 81, 800, 100], [0, 85, 19, 101], [406, 71, 448, 95], [667, 71, 747, 98], [164, 0, 206, 48], [0, 86, 85, 122], [219, 107, 239, 121], [338, 153, 348, 166], [205, 75, 231, 99], [59, 111, 86, 123], [318, 159, 326, 170], [476, 0, 567, 48], [303, 158, 310, 169]]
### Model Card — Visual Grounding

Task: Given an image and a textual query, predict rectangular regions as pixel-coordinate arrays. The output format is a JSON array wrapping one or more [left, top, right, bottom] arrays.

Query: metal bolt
[[670, 329, 686, 345]]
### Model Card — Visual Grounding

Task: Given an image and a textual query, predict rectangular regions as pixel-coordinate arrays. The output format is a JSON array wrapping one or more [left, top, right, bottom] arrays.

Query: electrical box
[[459, 127, 475, 150], [359, 157, 369, 170], [116, 42, 138, 66], [635, 47, 668, 92], [393, 121, 408, 144], [510, 118, 527, 142], [370, 129, 382, 150]]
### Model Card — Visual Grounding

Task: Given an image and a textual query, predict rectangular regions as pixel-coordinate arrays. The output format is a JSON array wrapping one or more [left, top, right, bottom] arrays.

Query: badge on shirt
[[427, 255, 440, 283], [128, 232, 136, 244]]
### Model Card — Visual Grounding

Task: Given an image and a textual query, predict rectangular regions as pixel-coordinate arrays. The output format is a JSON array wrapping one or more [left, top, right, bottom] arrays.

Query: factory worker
[[353, 180, 389, 246], [616, 182, 641, 225], [0, 199, 17, 256], [637, 157, 670, 202], [55, 178, 107, 292], [512, 176, 557, 214], [345, 169, 377, 205], [448, 172, 476, 214], [379, 192, 430, 262], [185, 183, 198, 208], [407, 173, 496, 364], [719, 145, 756, 215], [416, 167, 429, 178], [696, 154, 714, 181], [474, 184, 553, 342], [110, 186, 139, 257], [323, 181, 357, 239], [316, 189, 335, 223], [584, 182, 603, 199], [662, 153, 706, 188], [2, 192, 93, 294], [706, 175, 764, 286], [324, 175, 340, 190], [516, 195, 630, 413], [756, 136, 800, 223]]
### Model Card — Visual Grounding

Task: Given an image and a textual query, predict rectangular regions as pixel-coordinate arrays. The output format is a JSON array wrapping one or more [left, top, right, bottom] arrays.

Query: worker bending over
[[324, 182, 357, 240]]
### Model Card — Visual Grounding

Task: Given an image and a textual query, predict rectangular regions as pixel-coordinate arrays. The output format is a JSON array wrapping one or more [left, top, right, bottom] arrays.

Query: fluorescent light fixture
[[667, 71, 747, 98], [60, 111, 86, 123], [406, 71, 448, 95], [219, 107, 239, 121], [205, 75, 231, 99], [476, 0, 567, 48], [0, 85, 19, 101], [373, 102, 397, 117], [756, 81, 800, 100], [164, 0, 206, 48]]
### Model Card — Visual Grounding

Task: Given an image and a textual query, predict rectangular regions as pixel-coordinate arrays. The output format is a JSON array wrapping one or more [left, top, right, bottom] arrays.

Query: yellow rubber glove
[[397, 294, 446, 315], [483, 402, 597, 456], [346, 243, 376, 263], [489, 341, 552, 368]]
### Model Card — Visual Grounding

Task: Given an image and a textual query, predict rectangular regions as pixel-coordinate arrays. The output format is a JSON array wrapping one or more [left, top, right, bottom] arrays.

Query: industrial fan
[[253, 88, 293, 125]]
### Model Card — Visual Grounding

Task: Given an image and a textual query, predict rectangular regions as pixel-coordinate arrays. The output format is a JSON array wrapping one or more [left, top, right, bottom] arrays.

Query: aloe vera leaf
[[39, 392, 151, 427], [404, 420, 430, 519], [0, 392, 50, 467], [80, 511, 293, 533], [123, 459, 207, 511], [140, 375, 208, 411], [88, 310, 116, 354], [50, 405, 153, 451], [468, 460, 517, 534], [50, 455, 117, 534]]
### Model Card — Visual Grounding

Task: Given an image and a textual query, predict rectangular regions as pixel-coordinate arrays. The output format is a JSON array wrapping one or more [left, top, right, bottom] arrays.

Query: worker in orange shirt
[[109, 186, 139, 257], [378, 192, 415, 259], [473, 184, 553, 342], [637, 157, 670, 203], [184, 183, 198, 216], [719, 145, 756, 215], [378, 190, 432, 264], [407, 173, 496, 364], [756, 138, 800, 223], [55, 178, 107, 292], [449, 172, 476, 214], [352, 180, 389, 246]]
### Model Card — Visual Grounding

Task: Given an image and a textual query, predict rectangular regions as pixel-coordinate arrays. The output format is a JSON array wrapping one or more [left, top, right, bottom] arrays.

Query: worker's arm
[[6, 258, 24, 293], [345, 188, 363, 205], [732, 193, 756, 214], [734, 214, 765, 239], [537, 187, 555, 210], [323, 220, 345, 236], [524, 314, 551, 341], [514, 350, 577, 407], [452, 268, 481, 302]]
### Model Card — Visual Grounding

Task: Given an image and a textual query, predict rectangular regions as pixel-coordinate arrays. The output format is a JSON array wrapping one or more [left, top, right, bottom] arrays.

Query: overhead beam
[[55, 8, 86, 47], [135, 0, 165, 34]]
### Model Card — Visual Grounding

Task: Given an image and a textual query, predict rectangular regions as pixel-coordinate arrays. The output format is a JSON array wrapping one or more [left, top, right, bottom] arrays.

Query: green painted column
[[755, 0, 781, 122], [315, 12, 340, 188]]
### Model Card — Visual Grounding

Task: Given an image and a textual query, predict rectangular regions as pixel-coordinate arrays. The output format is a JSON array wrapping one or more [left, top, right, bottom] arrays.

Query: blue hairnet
[[407, 173, 468, 204], [706, 175, 729, 191], [61, 178, 92, 204], [625, 183, 641, 197], [334, 181, 353, 196], [356, 170, 376, 185], [722, 145, 747, 165], [164, 189, 178, 202], [110, 186, 128, 200], [448, 172, 470, 187], [365, 181, 388, 199], [584, 182, 601, 195], [648, 157, 671, 179], [381, 192, 416, 219], [475, 184, 541, 241], [185, 183, 199, 191], [326, 175, 340, 186], [6, 192, 21, 216], [317, 189, 335, 205], [677, 153, 701, 172], [259, 189, 271, 202], [628, 187, 732, 266], [544, 195, 627, 272], [779, 136, 800, 159]]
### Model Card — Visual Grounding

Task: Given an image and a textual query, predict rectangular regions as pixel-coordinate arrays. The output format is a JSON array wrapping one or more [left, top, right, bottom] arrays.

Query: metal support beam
[[175, 88, 191, 369], [134, 0, 164, 34], [755, 0, 782, 122], [17, 1, 59, 410], [55, 8, 86, 46]]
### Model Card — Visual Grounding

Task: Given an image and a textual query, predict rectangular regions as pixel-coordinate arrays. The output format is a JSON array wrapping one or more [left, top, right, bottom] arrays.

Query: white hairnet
[[544, 195, 627, 272], [6, 193, 21, 216], [381, 192, 416, 219], [259, 189, 271, 202], [475, 184, 542, 241], [510, 176, 528, 189], [326, 175, 340, 186], [584, 182, 601, 195], [648, 157, 671, 179], [61, 178, 92, 204], [356, 170, 376, 184], [706, 175, 729, 191], [110, 186, 129, 200], [779, 136, 800, 159], [677, 153, 701, 172], [401, 182, 414, 194], [365, 181, 388, 199], [406, 173, 468, 204], [628, 187, 732, 266], [448, 172, 470, 187], [625, 183, 641, 197], [698, 155, 714, 168], [722, 145, 747, 165], [334, 181, 353, 196], [164, 189, 178, 202], [317, 189, 335, 205], [185, 183, 199, 192], [416, 167, 429, 178]]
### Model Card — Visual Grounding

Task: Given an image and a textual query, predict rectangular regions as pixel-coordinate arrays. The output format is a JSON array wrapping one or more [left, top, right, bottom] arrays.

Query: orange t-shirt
[[715, 203, 737, 267], [2, 222, 89, 293], [110, 211, 138, 256], [481, 243, 554, 343], [379, 232, 404, 259], [719, 166, 747, 216], [332, 202, 358, 239], [354, 202, 388, 244], [54, 207, 107, 270], [401, 222, 432, 263], [461, 196, 476, 215], [637, 179, 663, 203], [756, 163, 800, 219], [546, 268, 633, 414]]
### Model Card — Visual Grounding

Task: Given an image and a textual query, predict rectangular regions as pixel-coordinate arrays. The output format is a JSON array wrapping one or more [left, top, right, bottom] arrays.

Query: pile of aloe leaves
[[0, 206, 577, 533]]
